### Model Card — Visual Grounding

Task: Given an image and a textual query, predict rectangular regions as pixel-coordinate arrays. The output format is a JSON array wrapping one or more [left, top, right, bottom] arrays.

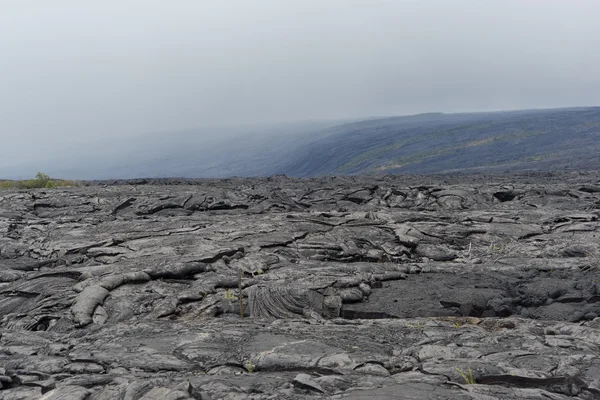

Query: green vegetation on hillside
[[0, 172, 80, 189], [332, 122, 505, 174], [376, 129, 549, 173], [282, 107, 600, 177]]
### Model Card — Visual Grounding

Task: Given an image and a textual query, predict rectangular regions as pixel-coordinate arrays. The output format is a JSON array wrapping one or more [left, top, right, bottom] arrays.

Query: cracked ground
[[1, 172, 600, 399]]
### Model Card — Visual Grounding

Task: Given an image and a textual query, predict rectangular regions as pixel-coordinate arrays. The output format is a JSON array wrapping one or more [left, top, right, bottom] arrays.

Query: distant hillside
[[1, 119, 348, 180], [275, 107, 600, 176], [4, 107, 599, 180]]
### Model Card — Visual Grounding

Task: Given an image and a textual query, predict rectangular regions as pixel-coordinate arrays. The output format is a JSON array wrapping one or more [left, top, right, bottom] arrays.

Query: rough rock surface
[[1, 172, 600, 399]]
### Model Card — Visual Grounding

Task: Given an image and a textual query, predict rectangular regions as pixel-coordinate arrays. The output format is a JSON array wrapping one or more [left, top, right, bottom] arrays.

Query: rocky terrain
[[1, 172, 600, 399]]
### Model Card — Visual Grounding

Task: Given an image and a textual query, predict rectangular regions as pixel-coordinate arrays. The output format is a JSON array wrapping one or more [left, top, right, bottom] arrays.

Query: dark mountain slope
[[276, 107, 600, 176], [5, 107, 598, 180]]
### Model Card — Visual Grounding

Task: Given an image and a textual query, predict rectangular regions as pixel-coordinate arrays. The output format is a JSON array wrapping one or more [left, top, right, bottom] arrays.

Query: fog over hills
[[1, 119, 347, 180], [5, 107, 598, 180]]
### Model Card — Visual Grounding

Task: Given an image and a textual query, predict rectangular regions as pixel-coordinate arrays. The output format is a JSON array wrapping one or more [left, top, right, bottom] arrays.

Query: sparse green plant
[[453, 322, 462, 329], [405, 321, 423, 330], [0, 172, 80, 190], [489, 239, 521, 263], [490, 241, 504, 253], [35, 172, 52, 186], [244, 360, 255, 373], [224, 289, 236, 300], [456, 367, 475, 384], [257, 269, 263, 275]]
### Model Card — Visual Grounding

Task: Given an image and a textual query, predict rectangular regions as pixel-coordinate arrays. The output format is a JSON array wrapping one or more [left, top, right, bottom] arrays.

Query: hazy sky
[[2, 0, 600, 169]]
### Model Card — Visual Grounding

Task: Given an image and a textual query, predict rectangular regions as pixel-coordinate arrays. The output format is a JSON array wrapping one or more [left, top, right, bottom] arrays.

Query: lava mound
[[1, 172, 600, 399]]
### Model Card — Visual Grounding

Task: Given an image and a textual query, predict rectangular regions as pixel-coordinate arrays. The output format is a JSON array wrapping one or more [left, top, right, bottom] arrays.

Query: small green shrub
[[456, 367, 475, 384], [35, 172, 52, 186], [244, 360, 256, 373]]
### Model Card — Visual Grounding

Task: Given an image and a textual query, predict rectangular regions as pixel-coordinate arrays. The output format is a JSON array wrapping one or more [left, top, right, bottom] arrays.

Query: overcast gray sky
[[2, 0, 600, 170]]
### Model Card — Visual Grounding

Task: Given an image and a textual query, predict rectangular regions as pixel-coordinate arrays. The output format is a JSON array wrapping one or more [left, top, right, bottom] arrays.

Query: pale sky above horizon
[[2, 0, 600, 168]]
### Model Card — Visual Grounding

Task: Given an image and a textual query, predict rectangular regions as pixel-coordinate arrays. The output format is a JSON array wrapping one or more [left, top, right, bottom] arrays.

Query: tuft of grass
[[405, 321, 423, 330], [489, 241, 505, 254], [224, 289, 236, 300], [456, 367, 475, 384], [244, 360, 255, 373]]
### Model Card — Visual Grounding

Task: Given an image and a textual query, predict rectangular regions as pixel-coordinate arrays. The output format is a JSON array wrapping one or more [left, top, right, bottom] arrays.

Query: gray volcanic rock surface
[[1, 172, 600, 399]]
